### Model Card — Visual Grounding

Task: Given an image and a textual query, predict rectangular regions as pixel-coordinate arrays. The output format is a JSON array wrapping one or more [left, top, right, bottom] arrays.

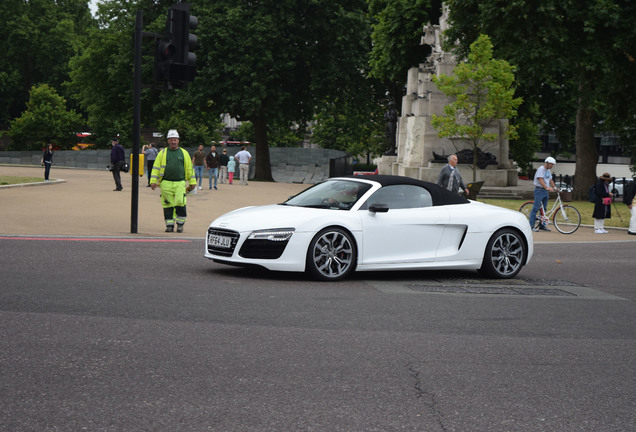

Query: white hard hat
[[545, 156, 556, 164], [166, 129, 179, 139]]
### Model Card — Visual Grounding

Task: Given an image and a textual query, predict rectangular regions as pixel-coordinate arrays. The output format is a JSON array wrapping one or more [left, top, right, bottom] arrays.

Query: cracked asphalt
[[1, 165, 636, 431]]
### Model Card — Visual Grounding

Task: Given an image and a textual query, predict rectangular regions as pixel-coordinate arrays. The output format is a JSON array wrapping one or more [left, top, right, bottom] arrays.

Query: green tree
[[0, 0, 94, 124], [68, 27, 133, 144], [431, 35, 522, 181], [229, 122, 255, 143], [6, 84, 84, 150], [368, 0, 442, 105], [312, 96, 385, 159], [444, 0, 636, 198], [68, 0, 166, 146], [511, 104, 543, 177], [195, 0, 372, 181], [267, 122, 307, 148]]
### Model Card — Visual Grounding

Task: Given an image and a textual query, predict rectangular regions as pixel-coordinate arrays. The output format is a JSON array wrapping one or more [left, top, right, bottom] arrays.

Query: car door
[[358, 184, 450, 265]]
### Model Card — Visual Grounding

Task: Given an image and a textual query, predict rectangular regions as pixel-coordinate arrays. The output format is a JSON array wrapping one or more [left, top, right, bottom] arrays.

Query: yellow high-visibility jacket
[[150, 147, 195, 187]]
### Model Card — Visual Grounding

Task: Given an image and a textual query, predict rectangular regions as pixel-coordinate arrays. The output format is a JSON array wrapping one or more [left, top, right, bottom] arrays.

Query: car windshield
[[283, 179, 372, 210]]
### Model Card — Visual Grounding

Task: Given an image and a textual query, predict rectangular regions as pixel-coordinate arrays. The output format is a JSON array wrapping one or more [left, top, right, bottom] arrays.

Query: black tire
[[306, 227, 356, 281], [479, 228, 527, 279], [519, 202, 534, 222], [553, 205, 581, 234]]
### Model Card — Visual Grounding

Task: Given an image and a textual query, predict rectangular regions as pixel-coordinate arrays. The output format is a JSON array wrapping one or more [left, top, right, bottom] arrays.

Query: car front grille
[[239, 238, 290, 259], [207, 228, 240, 257]]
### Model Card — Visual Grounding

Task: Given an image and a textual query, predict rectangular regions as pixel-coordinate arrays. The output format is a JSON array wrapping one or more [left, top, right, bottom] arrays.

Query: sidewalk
[[0, 166, 307, 238], [1, 165, 634, 243]]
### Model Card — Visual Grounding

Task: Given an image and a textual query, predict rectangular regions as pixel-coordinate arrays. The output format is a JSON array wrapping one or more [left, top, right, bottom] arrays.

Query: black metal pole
[[131, 10, 142, 233]]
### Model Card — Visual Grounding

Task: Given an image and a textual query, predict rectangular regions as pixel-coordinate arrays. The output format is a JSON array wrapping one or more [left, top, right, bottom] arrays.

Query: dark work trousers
[[44, 162, 52, 180], [163, 206, 187, 224], [147, 159, 155, 185], [112, 160, 124, 190]]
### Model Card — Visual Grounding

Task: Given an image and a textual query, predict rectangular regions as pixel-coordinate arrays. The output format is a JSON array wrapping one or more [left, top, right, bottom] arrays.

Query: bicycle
[[519, 190, 581, 234]]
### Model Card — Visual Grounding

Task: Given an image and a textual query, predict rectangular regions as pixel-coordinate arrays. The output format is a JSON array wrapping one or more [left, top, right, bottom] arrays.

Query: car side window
[[364, 185, 433, 209]]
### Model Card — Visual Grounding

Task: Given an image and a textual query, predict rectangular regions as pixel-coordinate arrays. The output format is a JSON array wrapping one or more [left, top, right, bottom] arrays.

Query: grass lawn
[[0, 174, 630, 229], [0, 175, 45, 186], [479, 198, 631, 229]]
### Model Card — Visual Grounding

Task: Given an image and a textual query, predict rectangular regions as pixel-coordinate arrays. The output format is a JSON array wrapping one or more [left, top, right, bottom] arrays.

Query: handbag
[[602, 197, 612, 205]]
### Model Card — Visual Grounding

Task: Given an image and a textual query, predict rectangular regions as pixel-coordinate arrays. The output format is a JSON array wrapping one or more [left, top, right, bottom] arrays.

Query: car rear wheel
[[306, 227, 356, 281], [479, 228, 526, 279]]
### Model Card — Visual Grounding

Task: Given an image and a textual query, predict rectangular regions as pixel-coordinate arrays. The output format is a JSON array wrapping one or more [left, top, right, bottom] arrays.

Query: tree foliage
[[3, 0, 390, 173], [444, 0, 636, 196], [368, 0, 442, 105], [6, 84, 84, 150], [0, 0, 94, 124], [193, 0, 373, 180], [312, 96, 385, 158], [432, 35, 522, 181]]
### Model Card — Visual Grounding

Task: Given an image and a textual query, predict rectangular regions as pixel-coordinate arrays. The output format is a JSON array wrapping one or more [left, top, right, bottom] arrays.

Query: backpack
[[588, 185, 596, 203]]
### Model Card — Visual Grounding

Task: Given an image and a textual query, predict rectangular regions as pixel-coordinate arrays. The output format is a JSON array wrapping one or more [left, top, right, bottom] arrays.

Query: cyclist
[[529, 157, 557, 232]]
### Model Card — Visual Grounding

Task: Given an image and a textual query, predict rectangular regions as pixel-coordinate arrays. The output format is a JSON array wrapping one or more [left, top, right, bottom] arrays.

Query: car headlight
[[247, 228, 295, 242]]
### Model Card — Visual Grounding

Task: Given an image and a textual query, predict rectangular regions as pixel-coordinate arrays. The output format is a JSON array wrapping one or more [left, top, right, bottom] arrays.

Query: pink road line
[[0, 236, 192, 243]]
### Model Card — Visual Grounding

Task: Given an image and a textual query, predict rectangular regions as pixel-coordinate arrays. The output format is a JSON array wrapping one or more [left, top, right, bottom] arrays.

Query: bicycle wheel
[[518, 202, 534, 221], [553, 205, 581, 234]]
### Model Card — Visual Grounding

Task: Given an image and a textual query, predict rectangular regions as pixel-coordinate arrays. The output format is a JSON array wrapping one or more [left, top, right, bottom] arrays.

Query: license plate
[[209, 234, 232, 248]]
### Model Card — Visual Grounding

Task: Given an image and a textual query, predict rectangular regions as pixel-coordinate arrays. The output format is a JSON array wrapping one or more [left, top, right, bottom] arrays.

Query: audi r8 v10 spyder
[[205, 175, 533, 281]]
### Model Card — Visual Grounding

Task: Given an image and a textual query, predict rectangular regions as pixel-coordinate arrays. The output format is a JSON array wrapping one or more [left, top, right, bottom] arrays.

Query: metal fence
[[552, 174, 635, 199]]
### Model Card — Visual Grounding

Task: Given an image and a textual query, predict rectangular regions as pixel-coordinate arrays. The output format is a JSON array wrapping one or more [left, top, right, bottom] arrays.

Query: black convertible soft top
[[339, 174, 469, 206]]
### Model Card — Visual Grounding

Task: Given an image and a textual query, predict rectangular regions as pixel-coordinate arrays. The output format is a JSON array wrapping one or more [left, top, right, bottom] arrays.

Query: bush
[[353, 163, 377, 172]]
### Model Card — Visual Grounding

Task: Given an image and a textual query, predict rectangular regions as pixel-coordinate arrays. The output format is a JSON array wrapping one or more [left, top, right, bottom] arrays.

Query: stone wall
[[0, 147, 349, 184]]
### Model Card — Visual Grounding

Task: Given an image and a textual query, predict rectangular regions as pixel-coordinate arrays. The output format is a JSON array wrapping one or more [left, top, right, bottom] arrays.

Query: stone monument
[[377, 5, 517, 187], [384, 101, 398, 156]]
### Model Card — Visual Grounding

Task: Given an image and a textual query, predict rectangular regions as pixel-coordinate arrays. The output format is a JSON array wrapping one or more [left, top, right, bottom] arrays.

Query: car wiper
[[301, 204, 331, 209]]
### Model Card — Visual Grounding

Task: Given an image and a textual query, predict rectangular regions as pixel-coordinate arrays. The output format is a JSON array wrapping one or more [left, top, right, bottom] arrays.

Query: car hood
[[209, 204, 346, 232]]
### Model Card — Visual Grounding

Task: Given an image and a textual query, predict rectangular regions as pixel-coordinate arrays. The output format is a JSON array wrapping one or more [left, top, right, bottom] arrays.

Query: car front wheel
[[479, 228, 526, 279], [306, 227, 356, 281]]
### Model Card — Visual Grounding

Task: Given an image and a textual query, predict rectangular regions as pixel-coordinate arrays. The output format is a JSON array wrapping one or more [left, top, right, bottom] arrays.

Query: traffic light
[[154, 3, 198, 86], [154, 37, 175, 82]]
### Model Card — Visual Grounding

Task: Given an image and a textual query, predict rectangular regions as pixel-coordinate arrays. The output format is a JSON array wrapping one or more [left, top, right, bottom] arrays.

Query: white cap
[[545, 156, 556, 164], [166, 129, 179, 139]]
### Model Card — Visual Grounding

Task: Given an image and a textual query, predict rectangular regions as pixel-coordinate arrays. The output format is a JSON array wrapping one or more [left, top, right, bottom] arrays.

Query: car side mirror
[[368, 203, 389, 213]]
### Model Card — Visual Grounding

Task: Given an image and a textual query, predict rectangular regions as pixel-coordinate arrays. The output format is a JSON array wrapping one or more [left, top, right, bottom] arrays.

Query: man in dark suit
[[110, 137, 125, 191], [437, 154, 469, 195]]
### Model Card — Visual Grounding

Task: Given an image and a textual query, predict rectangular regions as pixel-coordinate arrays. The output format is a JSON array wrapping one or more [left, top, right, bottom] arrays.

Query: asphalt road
[[1, 237, 635, 431]]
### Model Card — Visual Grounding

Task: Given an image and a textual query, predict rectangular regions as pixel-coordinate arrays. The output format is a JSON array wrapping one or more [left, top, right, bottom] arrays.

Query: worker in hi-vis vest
[[150, 129, 196, 233]]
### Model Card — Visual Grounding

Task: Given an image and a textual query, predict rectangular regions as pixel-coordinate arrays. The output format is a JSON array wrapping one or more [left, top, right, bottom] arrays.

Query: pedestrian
[[234, 145, 252, 185], [227, 155, 236, 184], [149, 129, 196, 233], [192, 144, 206, 190], [593, 173, 613, 234], [219, 148, 230, 184], [436, 154, 469, 195], [142, 143, 158, 187], [205, 145, 220, 190], [623, 179, 636, 235], [110, 137, 126, 191], [41, 143, 53, 181], [529, 156, 557, 231]]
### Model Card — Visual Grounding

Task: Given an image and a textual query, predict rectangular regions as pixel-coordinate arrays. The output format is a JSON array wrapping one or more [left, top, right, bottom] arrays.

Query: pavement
[[1, 165, 635, 243]]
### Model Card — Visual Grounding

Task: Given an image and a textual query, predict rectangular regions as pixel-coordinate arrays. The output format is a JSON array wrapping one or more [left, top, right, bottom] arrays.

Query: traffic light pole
[[130, 5, 196, 233], [131, 10, 142, 234]]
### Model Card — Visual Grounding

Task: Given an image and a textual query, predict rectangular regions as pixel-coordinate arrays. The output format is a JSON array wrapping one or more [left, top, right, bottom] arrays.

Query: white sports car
[[205, 175, 533, 281]]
